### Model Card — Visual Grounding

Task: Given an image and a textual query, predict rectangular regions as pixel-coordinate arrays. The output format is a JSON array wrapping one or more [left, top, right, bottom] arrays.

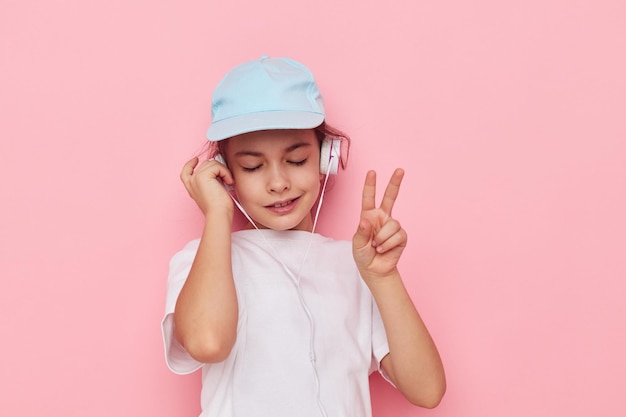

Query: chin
[[244, 202, 315, 231], [264, 216, 312, 232]]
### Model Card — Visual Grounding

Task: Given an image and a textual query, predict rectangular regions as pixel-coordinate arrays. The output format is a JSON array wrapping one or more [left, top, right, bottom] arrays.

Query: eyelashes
[[241, 159, 308, 172]]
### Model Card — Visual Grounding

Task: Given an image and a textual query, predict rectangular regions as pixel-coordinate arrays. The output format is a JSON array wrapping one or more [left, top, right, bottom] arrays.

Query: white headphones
[[215, 138, 340, 175], [319, 138, 341, 175]]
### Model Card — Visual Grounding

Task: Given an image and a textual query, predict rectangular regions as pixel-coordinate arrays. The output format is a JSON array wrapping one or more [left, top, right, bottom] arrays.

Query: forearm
[[365, 270, 446, 408], [174, 209, 238, 363]]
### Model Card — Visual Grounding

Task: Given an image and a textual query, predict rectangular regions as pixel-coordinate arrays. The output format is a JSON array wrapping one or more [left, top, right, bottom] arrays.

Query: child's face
[[224, 129, 322, 231]]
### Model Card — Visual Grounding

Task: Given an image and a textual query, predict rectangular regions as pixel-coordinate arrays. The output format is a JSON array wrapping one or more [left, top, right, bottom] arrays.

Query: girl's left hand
[[352, 169, 408, 280]]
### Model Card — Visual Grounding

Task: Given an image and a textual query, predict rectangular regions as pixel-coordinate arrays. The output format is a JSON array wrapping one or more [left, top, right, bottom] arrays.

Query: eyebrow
[[234, 142, 312, 157]]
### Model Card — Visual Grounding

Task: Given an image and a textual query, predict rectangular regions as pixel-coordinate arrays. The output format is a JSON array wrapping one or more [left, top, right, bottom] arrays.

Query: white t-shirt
[[162, 229, 390, 417]]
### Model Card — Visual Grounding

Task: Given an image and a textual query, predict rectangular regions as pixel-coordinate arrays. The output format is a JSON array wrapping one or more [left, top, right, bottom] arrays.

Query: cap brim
[[206, 111, 324, 141]]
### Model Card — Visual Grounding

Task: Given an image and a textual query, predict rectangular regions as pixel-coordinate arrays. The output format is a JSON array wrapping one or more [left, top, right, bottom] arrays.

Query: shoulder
[[168, 239, 201, 271], [314, 235, 352, 256], [312, 233, 352, 252], [171, 238, 201, 258]]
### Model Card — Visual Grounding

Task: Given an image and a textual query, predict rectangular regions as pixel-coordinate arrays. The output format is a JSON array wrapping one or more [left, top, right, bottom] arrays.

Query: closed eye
[[289, 159, 307, 166], [240, 158, 307, 172], [242, 165, 262, 172]]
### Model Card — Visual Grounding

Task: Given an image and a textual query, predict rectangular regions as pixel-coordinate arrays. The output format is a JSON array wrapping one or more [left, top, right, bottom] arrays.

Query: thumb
[[353, 218, 373, 250]]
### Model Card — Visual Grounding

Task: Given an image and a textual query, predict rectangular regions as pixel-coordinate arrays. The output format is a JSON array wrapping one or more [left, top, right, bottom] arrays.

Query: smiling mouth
[[266, 197, 299, 208]]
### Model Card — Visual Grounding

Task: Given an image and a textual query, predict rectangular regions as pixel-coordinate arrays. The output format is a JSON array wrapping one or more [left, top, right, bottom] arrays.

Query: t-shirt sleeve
[[161, 239, 203, 375]]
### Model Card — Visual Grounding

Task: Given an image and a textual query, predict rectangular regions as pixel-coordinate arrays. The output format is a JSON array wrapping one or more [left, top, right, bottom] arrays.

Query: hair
[[199, 122, 351, 171]]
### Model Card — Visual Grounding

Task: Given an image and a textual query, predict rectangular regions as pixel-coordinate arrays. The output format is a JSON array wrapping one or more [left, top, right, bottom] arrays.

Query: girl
[[162, 56, 445, 417]]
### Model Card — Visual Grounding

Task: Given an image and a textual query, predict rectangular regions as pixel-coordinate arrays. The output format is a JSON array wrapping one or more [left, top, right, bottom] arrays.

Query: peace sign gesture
[[352, 168, 408, 280]]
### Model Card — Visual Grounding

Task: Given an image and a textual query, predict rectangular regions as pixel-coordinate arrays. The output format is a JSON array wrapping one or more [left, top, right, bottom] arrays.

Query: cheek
[[232, 176, 257, 202], [306, 169, 322, 194]]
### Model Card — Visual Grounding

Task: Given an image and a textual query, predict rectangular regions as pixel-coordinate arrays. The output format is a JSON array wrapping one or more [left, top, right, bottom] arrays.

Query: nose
[[267, 164, 290, 193]]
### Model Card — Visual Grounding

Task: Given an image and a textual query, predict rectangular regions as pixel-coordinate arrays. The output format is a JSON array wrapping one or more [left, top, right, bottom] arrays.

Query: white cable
[[224, 151, 335, 417]]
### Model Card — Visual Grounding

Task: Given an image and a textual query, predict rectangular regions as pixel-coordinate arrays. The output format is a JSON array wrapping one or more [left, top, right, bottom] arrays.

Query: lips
[[265, 197, 299, 213]]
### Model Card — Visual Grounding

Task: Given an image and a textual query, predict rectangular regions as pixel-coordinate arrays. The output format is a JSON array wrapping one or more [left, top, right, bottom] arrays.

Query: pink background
[[1, 0, 625, 416]]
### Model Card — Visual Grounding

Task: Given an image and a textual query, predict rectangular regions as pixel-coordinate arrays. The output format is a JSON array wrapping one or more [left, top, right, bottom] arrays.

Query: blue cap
[[206, 56, 325, 141]]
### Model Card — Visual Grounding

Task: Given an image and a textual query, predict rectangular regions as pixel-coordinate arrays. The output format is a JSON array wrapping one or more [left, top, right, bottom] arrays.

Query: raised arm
[[352, 169, 446, 408], [174, 157, 239, 363]]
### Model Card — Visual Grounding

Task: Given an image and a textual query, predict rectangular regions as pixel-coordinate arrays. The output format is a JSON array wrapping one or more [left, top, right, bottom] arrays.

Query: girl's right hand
[[180, 157, 235, 215]]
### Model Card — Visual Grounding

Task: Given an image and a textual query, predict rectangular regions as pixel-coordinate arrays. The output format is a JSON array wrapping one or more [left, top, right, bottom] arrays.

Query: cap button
[[259, 55, 270, 60]]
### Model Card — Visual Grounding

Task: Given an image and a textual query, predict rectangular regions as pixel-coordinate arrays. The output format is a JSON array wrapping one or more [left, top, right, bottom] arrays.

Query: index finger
[[180, 157, 199, 181], [380, 168, 405, 215], [361, 170, 377, 211]]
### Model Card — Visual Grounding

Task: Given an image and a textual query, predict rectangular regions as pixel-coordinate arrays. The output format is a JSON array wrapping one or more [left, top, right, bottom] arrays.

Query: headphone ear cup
[[319, 138, 340, 175], [214, 154, 227, 166]]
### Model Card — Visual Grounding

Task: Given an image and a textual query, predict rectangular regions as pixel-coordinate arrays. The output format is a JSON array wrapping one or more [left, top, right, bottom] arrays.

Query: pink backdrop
[[1, 1, 625, 416]]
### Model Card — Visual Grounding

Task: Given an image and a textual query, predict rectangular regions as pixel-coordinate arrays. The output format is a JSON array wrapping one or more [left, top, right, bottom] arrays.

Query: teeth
[[273, 200, 292, 208]]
